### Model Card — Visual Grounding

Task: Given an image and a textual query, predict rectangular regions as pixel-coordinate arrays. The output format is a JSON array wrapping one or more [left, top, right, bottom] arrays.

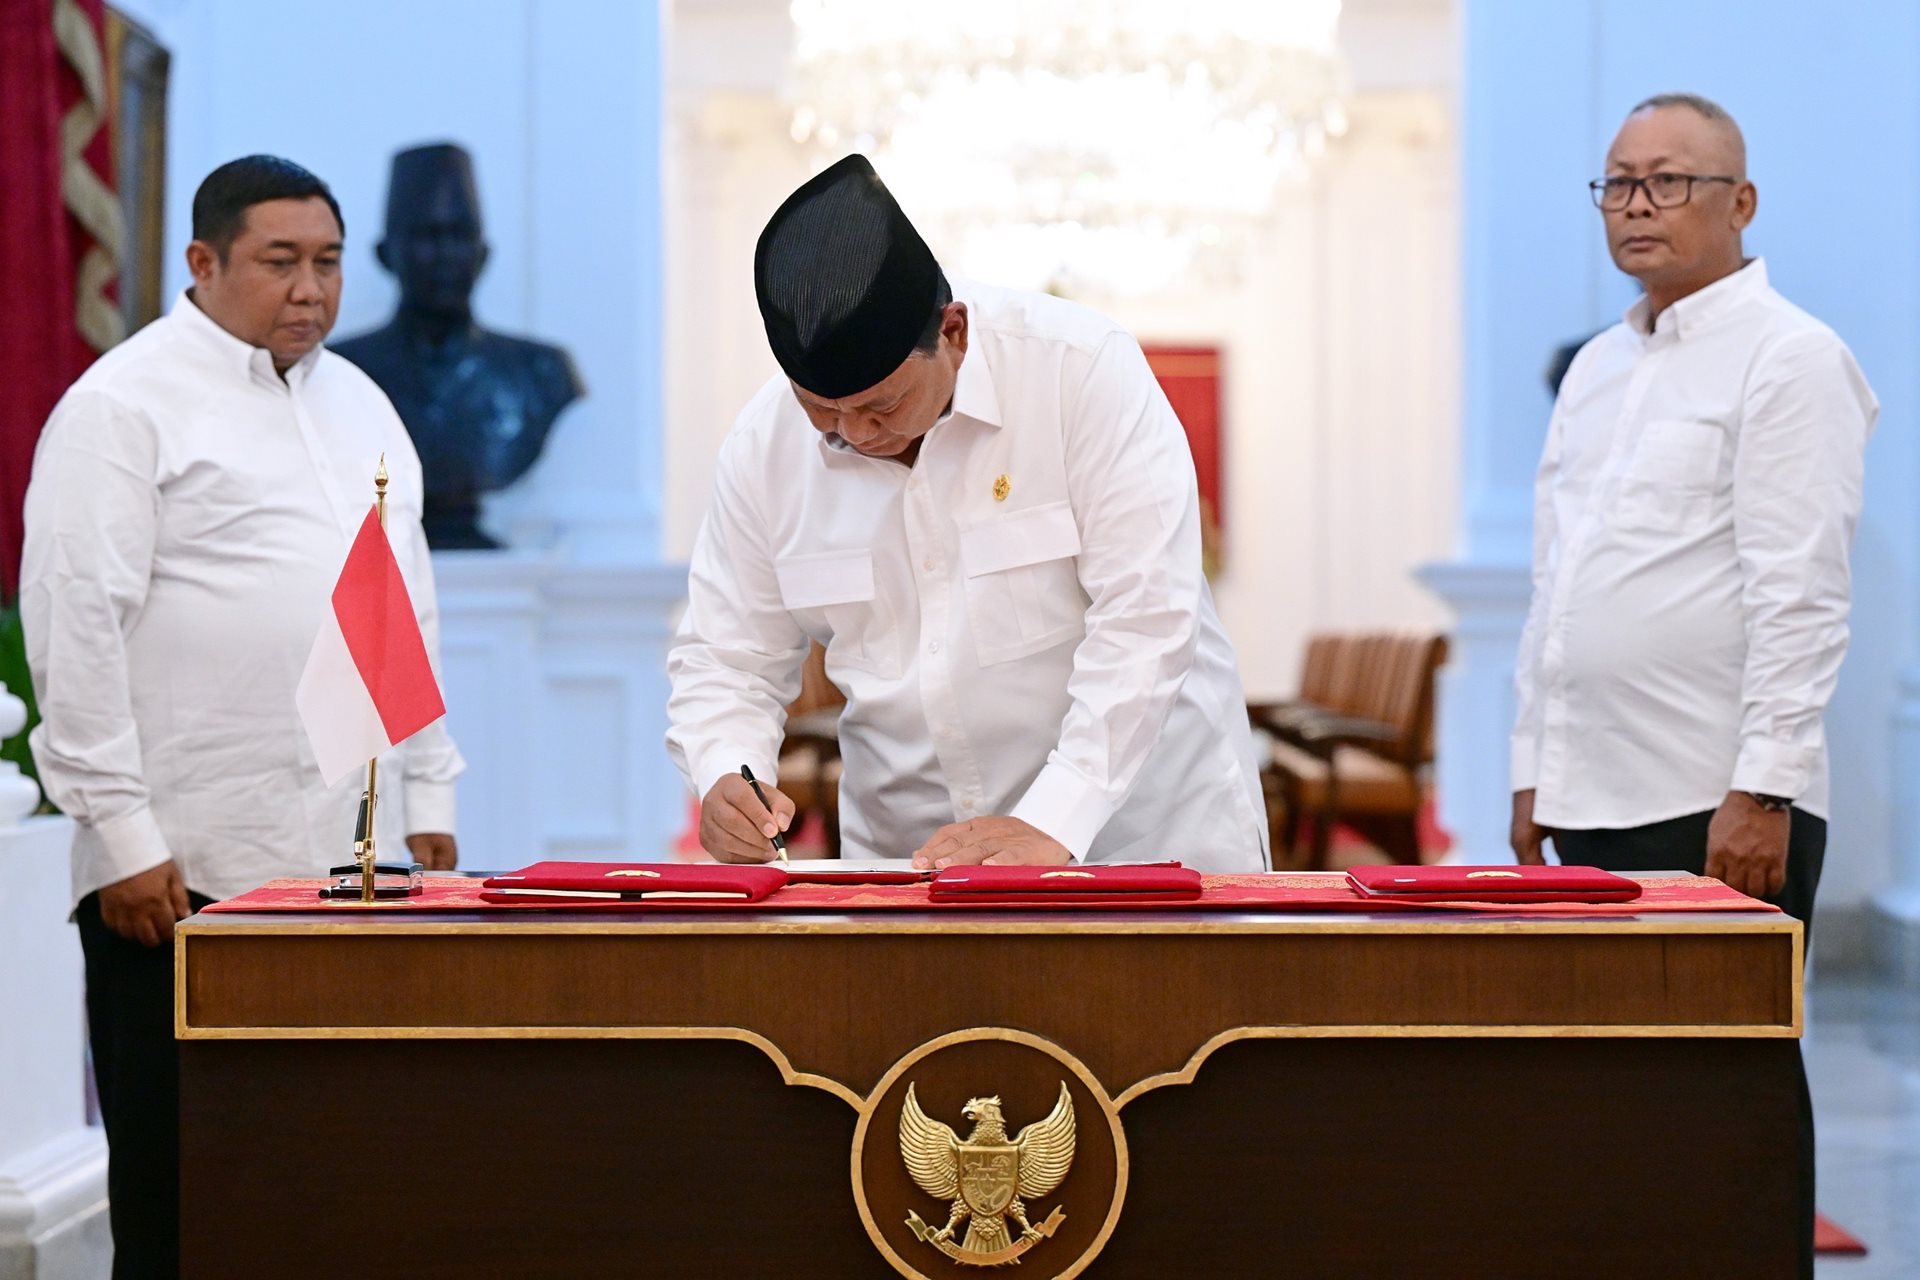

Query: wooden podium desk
[[176, 898, 1801, 1279]]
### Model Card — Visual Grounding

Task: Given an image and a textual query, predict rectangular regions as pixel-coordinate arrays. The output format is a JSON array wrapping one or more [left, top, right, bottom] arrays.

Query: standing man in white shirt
[[21, 156, 465, 1280], [1508, 96, 1874, 1279], [668, 155, 1267, 872]]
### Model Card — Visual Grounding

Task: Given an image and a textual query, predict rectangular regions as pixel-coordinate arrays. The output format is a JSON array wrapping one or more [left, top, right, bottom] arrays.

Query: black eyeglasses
[[1589, 173, 1739, 210]]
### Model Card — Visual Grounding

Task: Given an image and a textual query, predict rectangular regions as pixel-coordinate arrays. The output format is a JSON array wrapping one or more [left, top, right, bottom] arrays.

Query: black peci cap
[[754, 154, 945, 399]]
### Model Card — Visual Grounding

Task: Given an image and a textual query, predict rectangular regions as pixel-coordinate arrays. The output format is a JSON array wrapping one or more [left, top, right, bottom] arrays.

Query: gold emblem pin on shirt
[[993, 475, 1011, 502]]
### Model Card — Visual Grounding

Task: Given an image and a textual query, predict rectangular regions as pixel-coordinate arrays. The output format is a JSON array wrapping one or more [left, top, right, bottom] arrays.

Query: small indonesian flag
[[296, 505, 447, 785]]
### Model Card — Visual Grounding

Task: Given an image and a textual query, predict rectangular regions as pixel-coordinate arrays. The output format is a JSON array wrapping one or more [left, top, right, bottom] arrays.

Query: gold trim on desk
[[174, 1017, 1804, 1114], [1109, 1020, 1801, 1108], [174, 1020, 1801, 1044], [170, 1016, 862, 1109]]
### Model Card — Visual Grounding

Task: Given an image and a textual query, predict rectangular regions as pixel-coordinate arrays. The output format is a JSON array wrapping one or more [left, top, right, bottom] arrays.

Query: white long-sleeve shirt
[[1513, 259, 1875, 829], [22, 291, 465, 907], [667, 280, 1268, 871]]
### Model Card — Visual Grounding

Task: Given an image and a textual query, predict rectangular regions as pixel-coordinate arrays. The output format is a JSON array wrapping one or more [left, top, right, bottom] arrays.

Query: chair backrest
[[1321, 636, 1369, 716], [1298, 634, 1340, 704], [1374, 633, 1446, 766], [1297, 631, 1449, 766]]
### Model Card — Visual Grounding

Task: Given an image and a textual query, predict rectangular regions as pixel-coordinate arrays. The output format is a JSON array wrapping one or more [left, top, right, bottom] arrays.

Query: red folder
[[1347, 864, 1641, 903], [480, 862, 788, 902], [929, 863, 1201, 904]]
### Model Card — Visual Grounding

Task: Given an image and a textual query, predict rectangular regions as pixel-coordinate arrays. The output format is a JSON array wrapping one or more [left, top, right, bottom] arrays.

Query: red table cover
[[201, 872, 1777, 916], [1349, 864, 1641, 903]]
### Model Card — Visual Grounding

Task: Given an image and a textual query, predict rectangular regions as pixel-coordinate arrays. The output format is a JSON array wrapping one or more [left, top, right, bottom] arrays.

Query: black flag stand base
[[318, 861, 425, 900], [315, 761, 426, 900]]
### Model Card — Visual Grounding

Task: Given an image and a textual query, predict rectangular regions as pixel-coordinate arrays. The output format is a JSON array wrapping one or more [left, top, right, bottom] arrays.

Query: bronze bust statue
[[335, 143, 583, 549]]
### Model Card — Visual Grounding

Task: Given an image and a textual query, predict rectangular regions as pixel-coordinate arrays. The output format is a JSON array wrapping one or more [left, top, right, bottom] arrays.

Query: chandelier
[[786, 0, 1349, 294]]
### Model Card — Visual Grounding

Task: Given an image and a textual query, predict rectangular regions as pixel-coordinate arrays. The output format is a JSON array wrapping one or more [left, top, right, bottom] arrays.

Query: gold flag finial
[[375, 453, 389, 494]]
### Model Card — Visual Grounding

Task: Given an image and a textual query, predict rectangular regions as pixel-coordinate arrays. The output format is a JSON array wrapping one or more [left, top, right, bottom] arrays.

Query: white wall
[[1441, 0, 1920, 916], [663, 0, 1462, 700], [106, 0, 684, 867], [113, 0, 666, 559], [1095, 92, 1458, 698]]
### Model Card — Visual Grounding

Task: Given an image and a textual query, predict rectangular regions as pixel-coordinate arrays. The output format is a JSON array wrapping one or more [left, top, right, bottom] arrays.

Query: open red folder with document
[[480, 862, 788, 903]]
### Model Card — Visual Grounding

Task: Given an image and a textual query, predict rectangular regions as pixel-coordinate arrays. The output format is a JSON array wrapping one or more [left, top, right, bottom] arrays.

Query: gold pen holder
[[318, 862, 426, 900]]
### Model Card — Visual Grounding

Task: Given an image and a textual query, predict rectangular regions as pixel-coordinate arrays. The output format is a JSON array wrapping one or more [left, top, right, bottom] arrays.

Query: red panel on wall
[[1142, 344, 1223, 570]]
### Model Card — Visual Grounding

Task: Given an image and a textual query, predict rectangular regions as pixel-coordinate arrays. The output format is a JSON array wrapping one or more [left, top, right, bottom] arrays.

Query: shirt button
[[923, 557, 936, 571], [928, 641, 940, 655]]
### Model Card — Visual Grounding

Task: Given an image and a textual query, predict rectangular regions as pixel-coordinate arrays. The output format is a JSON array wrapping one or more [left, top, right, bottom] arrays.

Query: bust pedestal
[[431, 552, 689, 871], [0, 815, 109, 1280]]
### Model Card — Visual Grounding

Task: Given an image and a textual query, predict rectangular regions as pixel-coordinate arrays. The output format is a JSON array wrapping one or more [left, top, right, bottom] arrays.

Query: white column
[[1417, 0, 1604, 862]]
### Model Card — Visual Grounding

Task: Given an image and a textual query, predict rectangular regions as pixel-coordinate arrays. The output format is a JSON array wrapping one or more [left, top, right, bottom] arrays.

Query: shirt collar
[[947, 277, 1001, 429], [949, 340, 1001, 429], [1624, 257, 1768, 341], [169, 288, 326, 388]]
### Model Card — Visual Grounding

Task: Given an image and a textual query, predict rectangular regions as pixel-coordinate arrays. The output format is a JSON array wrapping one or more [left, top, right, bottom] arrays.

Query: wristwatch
[[1746, 792, 1793, 813]]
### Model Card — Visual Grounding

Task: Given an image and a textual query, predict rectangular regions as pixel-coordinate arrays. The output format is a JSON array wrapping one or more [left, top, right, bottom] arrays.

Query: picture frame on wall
[[1142, 344, 1224, 575], [106, 6, 169, 335]]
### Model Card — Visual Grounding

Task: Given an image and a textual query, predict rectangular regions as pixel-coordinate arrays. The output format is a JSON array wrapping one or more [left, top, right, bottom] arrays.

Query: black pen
[[740, 765, 788, 863]]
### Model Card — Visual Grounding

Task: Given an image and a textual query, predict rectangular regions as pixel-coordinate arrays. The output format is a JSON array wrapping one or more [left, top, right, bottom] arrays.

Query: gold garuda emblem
[[900, 1082, 1075, 1267]]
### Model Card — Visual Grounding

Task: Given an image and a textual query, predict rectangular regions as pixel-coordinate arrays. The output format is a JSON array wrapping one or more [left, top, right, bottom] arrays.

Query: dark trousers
[[1553, 809, 1825, 1280], [76, 891, 213, 1280]]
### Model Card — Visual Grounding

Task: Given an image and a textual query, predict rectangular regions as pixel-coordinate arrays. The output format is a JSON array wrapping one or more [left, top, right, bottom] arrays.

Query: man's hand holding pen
[[700, 768, 795, 863]]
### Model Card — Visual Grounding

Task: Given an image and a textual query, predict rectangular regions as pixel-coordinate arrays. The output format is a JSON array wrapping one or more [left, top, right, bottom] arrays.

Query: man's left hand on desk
[[912, 816, 1073, 869]]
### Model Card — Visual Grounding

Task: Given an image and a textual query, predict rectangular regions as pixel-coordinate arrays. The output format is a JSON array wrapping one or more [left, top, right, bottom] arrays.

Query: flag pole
[[356, 456, 389, 903]]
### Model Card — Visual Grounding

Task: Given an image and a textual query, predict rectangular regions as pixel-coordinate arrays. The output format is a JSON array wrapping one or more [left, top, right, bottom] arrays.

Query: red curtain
[[0, 0, 117, 600]]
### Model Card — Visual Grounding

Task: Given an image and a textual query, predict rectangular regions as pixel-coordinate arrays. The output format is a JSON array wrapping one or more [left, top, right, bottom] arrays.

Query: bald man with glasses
[[1509, 93, 1875, 1279]]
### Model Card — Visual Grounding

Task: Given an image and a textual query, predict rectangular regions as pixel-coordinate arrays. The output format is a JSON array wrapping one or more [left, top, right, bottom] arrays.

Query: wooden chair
[[777, 643, 846, 857], [1250, 632, 1448, 870]]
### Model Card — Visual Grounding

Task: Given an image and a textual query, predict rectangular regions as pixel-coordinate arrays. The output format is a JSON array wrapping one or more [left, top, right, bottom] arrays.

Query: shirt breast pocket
[[774, 550, 901, 680], [959, 500, 1087, 666], [1614, 419, 1725, 535]]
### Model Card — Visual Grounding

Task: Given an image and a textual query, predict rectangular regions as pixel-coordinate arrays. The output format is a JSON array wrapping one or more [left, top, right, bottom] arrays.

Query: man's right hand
[[1510, 789, 1550, 865], [699, 774, 795, 863], [98, 860, 193, 947]]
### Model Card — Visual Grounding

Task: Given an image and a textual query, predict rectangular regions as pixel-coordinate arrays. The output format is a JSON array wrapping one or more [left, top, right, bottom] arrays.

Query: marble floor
[[1808, 976, 1920, 1278]]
